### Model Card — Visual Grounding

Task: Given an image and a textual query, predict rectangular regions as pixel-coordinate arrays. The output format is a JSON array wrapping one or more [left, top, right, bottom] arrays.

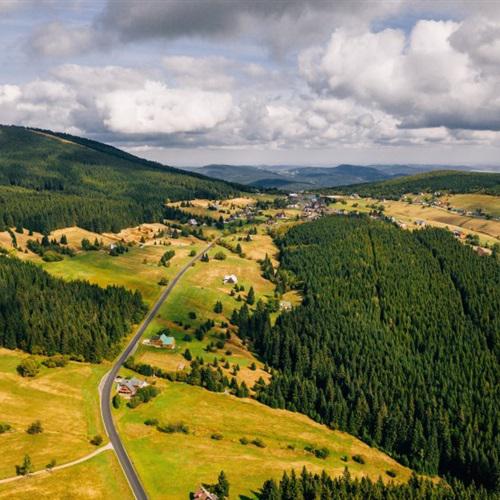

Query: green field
[[40, 239, 201, 305], [135, 243, 275, 385], [116, 382, 414, 499], [0, 349, 107, 479], [0, 450, 132, 499]]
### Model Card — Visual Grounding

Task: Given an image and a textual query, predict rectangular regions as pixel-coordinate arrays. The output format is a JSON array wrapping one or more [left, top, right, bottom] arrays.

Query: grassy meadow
[[116, 382, 415, 499], [0, 349, 107, 479], [443, 193, 500, 218], [0, 451, 132, 499], [40, 238, 201, 305], [330, 197, 500, 246], [135, 243, 275, 385]]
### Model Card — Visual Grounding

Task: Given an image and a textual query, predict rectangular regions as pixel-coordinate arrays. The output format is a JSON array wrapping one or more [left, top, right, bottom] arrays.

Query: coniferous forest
[[0, 125, 239, 233], [0, 255, 147, 361], [234, 216, 499, 490], [257, 468, 493, 499], [332, 170, 500, 198]]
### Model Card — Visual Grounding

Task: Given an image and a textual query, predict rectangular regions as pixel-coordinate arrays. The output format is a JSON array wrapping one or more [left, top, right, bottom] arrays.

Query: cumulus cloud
[[299, 20, 500, 132], [97, 81, 233, 134]]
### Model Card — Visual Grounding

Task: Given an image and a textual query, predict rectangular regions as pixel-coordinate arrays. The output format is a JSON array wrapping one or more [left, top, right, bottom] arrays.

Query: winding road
[[100, 241, 215, 500]]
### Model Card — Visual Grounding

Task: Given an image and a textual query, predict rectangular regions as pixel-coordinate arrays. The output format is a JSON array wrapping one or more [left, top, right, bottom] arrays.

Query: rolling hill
[[185, 163, 396, 190], [0, 126, 240, 233], [330, 170, 500, 198]]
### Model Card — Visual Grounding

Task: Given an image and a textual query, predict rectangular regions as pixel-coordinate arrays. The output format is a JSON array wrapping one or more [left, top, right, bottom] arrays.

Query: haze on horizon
[[2, 0, 500, 167]]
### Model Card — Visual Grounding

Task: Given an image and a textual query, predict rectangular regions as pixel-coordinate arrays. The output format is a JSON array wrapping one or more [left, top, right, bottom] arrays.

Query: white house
[[223, 274, 238, 284]]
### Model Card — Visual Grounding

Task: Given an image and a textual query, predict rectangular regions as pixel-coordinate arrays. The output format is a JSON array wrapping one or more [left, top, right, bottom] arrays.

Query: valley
[[0, 129, 498, 499]]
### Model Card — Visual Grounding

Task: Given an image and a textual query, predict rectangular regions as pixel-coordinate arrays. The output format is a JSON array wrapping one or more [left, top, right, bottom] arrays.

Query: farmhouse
[[150, 333, 176, 349], [193, 486, 218, 500], [223, 274, 238, 284], [115, 377, 148, 397]]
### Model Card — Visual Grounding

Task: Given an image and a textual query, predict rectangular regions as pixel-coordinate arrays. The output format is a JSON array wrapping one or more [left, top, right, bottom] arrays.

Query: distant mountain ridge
[[182, 163, 497, 191], [329, 170, 500, 197]]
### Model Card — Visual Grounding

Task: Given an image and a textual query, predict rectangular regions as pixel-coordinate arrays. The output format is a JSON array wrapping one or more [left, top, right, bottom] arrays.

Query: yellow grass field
[[0, 349, 107, 480], [0, 451, 132, 499], [116, 382, 416, 499], [442, 194, 500, 218]]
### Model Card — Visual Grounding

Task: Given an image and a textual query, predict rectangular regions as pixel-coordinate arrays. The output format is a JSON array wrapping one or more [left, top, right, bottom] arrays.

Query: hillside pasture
[[40, 238, 200, 305], [442, 193, 500, 218], [0, 348, 106, 480], [116, 382, 415, 499], [0, 451, 132, 499], [135, 245, 274, 383]]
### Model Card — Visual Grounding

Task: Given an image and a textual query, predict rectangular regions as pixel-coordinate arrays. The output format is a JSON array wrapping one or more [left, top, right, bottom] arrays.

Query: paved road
[[100, 242, 215, 500]]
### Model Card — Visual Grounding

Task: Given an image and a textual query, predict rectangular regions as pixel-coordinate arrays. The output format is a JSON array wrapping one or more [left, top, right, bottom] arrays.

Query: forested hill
[[328, 170, 500, 198], [0, 255, 146, 361], [235, 216, 499, 490], [0, 125, 240, 233]]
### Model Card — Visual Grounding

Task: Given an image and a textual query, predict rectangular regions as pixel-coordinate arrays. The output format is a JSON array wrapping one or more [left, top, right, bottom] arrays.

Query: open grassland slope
[[0, 349, 106, 479], [0, 451, 132, 499], [116, 382, 415, 499]]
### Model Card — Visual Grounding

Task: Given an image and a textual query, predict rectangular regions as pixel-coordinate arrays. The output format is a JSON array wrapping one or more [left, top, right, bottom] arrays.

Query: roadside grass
[[443, 193, 500, 218], [39, 240, 199, 305], [134, 245, 275, 383], [0, 450, 132, 499], [0, 348, 107, 479], [116, 382, 415, 499]]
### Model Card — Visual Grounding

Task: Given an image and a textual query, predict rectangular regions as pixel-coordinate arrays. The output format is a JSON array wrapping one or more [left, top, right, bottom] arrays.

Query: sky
[[1, 0, 500, 167]]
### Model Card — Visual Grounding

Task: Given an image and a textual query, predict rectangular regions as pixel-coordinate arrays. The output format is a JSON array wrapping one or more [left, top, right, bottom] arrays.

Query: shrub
[[352, 454, 365, 464], [158, 277, 169, 286], [252, 438, 266, 448], [46, 458, 56, 470], [214, 251, 226, 260], [249, 362, 257, 371], [188, 311, 197, 319], [26, 420, 43, 434], [112, 394, 121, 409], [16, 455, 34, 476], [157, 422, 189, 434], [211, 433, 224, 441], [239, 437, 249, 445], [340, 455, 348, 462], [90, 434, 103, 446], [17, 357, 40, 378], [144, 418, 159, 426], [42, 355, 68, 368], [0, 422, 12, 434], [386, 469, 397, 478], [314, 447, 330, 459]]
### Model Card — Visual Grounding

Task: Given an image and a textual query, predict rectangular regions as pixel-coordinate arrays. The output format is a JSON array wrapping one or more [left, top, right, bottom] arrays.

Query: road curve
[[100, 241, 215, 500]]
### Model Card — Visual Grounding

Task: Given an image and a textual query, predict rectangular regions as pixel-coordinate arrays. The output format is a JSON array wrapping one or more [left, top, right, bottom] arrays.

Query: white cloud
[[96, 80, 233, 134], [299, 20, 500, 132]]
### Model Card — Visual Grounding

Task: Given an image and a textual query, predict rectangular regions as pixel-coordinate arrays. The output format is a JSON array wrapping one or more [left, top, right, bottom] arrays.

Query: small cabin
[[150, 333, 176, 349], [223, 274, 238, 284]]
